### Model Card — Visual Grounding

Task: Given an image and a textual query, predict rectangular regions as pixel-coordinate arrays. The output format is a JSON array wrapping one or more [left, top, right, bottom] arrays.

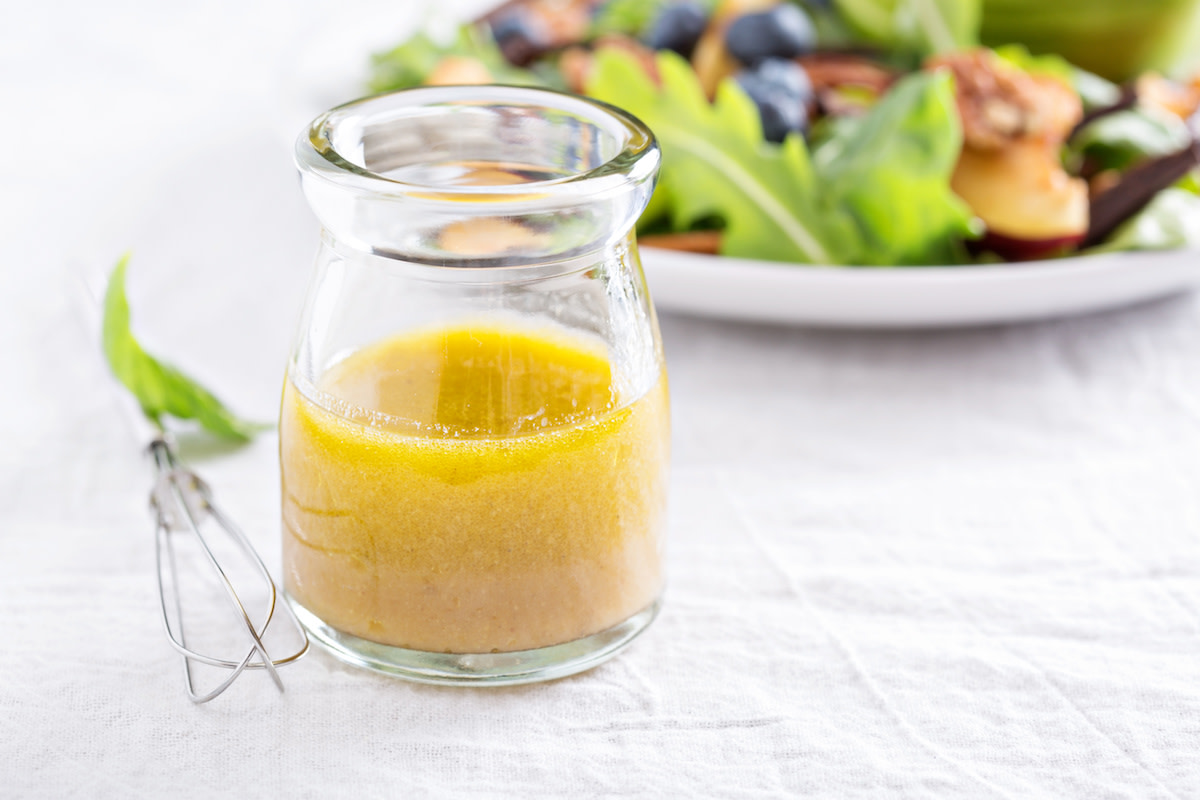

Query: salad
[[367, 0, 1200, 267]]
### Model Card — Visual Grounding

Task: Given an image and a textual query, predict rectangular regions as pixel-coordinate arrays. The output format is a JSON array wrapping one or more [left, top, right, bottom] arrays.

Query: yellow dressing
[[280, 324, 668, 654]]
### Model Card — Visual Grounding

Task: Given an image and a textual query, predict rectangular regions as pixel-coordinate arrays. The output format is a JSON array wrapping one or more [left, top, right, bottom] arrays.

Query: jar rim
[[296, 85, 659, 204]]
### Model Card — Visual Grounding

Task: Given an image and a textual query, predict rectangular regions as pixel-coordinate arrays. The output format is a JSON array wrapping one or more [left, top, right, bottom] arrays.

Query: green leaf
[[1072, 68, 1123, 112], [588, 50, 975, 265], [589, 49, 839, 263], [102, 255, 265, 442], [1070, 107, 1194, 172], [1089, 188, 1200, 253], [1178, 171, 1200, 196], [588, 0, 719, 39], [812, 70, 978, 265], [992, 44, 1074, 84], [833, 0, 981, 56], [588, 0, 661, 38], [367, 24, 542, 94]]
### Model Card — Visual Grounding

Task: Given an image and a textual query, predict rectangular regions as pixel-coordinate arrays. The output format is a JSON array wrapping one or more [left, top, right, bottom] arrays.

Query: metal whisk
[[148, 432, 308, 703], [77, 274, 308, 703]]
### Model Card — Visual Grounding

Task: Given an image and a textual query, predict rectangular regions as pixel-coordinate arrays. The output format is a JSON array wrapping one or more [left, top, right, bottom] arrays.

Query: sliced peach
[[951, 139, 1088, 256], [1136, 72, 1200, 121], [1029, 74, 1083, 142], [424, 56, 492, 86], [439, 217, 550, 256], [926, 50, 1081, 151]]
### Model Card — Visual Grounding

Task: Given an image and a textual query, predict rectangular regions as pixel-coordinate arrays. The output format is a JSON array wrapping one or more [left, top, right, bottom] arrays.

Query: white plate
[[641, 247, 1200, 328], [281, 6, 1200, 330], [280, 7, 1200, 331]]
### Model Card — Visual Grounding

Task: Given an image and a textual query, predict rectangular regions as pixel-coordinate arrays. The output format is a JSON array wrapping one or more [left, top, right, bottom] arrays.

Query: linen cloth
[[3, 1, 1199, 797]]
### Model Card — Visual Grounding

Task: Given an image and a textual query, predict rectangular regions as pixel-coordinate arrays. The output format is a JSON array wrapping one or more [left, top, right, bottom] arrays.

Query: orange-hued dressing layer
[[280, 325, 668, 654]]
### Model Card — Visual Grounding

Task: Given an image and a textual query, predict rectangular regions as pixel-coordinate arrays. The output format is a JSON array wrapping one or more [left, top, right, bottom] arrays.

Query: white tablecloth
[[4, 2, 1200, 797]]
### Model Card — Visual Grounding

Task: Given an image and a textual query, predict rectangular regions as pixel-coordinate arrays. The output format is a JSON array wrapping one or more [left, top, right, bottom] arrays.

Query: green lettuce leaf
[[811, 69, 978, 265], [587, 49, 975, 265], [1089, 188, 1200, 253], [368, 24, 541, 94], [833, 0, 981, 56], [103, 255, 265, 442]]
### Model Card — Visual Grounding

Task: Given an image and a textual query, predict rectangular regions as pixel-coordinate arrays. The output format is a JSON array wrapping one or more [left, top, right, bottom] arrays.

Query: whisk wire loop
[[149, 437, 308, 703]]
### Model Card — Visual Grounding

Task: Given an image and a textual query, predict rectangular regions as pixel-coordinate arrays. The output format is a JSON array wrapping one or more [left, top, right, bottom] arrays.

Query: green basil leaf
[[102, 255, 265, 442]]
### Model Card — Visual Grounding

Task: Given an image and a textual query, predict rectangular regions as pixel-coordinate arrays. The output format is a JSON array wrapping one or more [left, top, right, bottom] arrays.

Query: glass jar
[[282, 86, 667, 685]]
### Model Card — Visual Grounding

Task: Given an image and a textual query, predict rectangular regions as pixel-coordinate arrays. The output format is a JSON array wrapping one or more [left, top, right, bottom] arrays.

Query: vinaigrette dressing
[[280, 324, 668, 654]]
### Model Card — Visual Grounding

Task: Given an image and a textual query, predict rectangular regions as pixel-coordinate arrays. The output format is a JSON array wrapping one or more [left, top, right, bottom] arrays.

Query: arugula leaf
[[1070, 107, 1194, 172], [812, 70, 978, 265], [588, 49, 974, 265], [103, 255, 265, 442], [368, 24, 540, 94], [833, 0, 980, 56], [590, 48, 841, 263], [1089, 188, 1200, 253]]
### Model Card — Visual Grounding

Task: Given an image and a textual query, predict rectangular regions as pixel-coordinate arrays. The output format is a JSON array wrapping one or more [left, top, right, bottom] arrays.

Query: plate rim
[[639, 245, 1200, 328], [641, 244, 1200, 283]]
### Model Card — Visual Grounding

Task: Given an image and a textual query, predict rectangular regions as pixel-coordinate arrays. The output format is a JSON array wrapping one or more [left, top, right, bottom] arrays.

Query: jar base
[[287, 595, 662, 686]]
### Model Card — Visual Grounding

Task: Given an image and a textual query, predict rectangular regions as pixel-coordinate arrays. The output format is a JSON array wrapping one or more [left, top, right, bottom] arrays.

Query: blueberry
[[644, 2, 709, 58], [725, 4, 817, 66], [754, 58, 813, 102], [489, 10, 549, 66], [735, 59, 812, 142]]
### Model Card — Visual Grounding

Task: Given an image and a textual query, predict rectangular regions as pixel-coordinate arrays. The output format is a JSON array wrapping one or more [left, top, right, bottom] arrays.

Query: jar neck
[[296, 86, 660, 268], [319, 227, 639, 282]]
